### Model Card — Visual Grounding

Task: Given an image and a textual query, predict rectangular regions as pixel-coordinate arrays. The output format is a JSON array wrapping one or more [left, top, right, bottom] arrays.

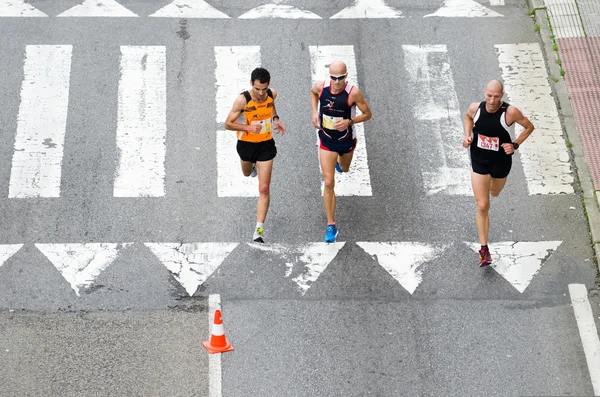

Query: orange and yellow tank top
[[237, 89, 274, 143]]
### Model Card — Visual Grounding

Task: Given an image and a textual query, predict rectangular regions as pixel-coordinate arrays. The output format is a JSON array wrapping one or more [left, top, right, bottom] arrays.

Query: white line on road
[[114, 46, 167, 197], [214, 46, 261, 197], [403, 44, 471, 195], [309, 45, 372, 196], [495, 43, 574, 195], [150, 0, 230, 18], [489, 0, 504, 5], [9, 45, 72, 198], [330, 0, 403, 19], [238, 4, 321, 19], [0, 0, 47, 16], [425, 0, 503, 17], [57, 0, 138, 17], [0, 244, 23, 268], [208, 294, 223, 397], [569, 284, 600, 395]]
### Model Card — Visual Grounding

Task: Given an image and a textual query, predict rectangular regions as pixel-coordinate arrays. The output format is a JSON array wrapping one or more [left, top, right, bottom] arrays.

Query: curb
[[531, 3, 600, 263]]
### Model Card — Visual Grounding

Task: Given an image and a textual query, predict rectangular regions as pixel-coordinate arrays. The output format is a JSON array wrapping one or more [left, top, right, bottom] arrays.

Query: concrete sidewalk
[[532, 0, 600, 259]]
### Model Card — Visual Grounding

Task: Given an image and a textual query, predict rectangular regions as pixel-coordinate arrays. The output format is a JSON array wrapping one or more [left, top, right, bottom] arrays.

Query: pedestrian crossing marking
[[9, 45, 72, 198], [214, 46, 261, 197], [150, 0, 230, 18], [238, 4, 321, 19], [0, 244, 23, 268], [330, 0, 403, 19], [0, 0, 46, 16], [57, 0, 138, 17], [248, 242, 345, 295], [114, 46, 167, 197], [310, 45, 373, 196], [496, 43, 574, 195], [425, 0, 503, 17], [145, 242, 239, 296], [36, 243, 133, 296], [466, 241, 563, 293], [403, 44, 471, 196], [357, 242, 447, 294]]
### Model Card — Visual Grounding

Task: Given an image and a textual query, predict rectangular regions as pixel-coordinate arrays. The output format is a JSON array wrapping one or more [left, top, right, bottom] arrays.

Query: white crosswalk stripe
[[3, 42, 574, 200], [9, 45, 72, 198]]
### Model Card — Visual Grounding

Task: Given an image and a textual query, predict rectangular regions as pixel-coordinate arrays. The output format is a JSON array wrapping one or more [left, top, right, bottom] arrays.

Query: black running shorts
[[471, 157, 512, 179], [236, 139, 277, 163]]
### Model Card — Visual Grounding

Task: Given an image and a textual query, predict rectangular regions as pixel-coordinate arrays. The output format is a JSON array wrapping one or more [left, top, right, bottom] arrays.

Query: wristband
[[273, 115, 280, 120]]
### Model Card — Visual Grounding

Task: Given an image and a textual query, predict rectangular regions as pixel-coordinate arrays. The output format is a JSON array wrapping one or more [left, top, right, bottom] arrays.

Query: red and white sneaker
[[478, 246, 492, 267]]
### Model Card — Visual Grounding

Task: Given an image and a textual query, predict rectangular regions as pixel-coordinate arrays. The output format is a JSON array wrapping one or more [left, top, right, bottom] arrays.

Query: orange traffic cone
[[203, 309, 234, 354]]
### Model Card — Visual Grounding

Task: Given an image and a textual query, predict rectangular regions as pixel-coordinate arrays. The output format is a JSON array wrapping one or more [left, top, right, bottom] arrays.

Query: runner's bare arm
[[270, 89, 286, 135], [310, 81, 323, 128], [224, 95, 260, 133], [349, 88, 372, 125], [463, 102, 479, 148], [501, 106, 535, 154]]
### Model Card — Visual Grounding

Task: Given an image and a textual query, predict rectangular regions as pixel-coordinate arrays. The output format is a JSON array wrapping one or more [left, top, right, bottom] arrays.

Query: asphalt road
[[0, 0, 597, 396]]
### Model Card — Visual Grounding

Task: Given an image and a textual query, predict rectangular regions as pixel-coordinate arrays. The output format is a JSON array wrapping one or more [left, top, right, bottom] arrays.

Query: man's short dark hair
[[251, 67, 270, 85]]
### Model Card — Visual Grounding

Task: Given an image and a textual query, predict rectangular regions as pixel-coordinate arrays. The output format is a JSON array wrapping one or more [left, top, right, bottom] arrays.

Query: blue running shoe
[[324, 225, 338, 243], [335, 162, 343, 173]]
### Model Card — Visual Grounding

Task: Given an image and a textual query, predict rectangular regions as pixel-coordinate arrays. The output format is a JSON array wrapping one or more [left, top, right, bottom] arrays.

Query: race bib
[[477, 134, 500, 151], [322, 114, 343, 130], [251, 119, 272, 134]]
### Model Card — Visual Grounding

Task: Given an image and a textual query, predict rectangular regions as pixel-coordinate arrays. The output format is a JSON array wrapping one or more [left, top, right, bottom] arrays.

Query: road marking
[[403, 44, 471, 195], [57, 0, 137, 17], [145, 243, 239, 296], [466, 241, 562, 293], [330, 0, 403, 18], [309, 45, 372, 196], [36, 243, 133, 296], [0, 0, 47, 16], [425, 0, 503, 17], [114, 46, 167, 197], [248, 242, 345, 295], [9, 45, 72, 198], [357, 242, 446, 294], [239, 4, 321, 19], [0, 244, 23, 268], [569, 284, 600, 395], [489, 0, 505, 5], [495, 43, 574, 195], [208, 294, 223, 397], [214, 46, 261, 197], [150, 0, 229, 18]]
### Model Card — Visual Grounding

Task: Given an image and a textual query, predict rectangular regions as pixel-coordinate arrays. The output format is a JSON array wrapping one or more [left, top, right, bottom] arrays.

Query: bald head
[[329, 61, 347, 76], [486, 79, 504, 93]]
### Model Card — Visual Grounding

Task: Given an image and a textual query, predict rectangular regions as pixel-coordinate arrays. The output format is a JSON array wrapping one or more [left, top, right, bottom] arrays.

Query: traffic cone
[[203, 309, 234, 354]]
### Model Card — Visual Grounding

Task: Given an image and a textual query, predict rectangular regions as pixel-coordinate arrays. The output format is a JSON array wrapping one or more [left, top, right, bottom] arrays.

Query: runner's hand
[[312, 112, 320, 128], [462, 136, 472, 148], [247, 124, 262, 133], [274, 120, 286, 136], [334, 119, 350, 131], [501, 143, 515, 155]]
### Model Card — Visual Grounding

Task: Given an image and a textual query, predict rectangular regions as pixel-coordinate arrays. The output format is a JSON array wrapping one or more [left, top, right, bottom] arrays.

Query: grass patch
[[535, 23, 541, 32]]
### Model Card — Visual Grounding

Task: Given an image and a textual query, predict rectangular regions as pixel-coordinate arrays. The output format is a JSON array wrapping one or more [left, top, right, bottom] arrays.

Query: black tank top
[[470, 101, 514, 163]]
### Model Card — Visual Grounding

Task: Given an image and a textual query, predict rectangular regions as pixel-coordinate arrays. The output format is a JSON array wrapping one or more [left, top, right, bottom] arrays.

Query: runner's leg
[[256, 159, 273, 223], [471, 171, 492, 246], [337, 150, 355, 172], [320, 148, 338, 224]]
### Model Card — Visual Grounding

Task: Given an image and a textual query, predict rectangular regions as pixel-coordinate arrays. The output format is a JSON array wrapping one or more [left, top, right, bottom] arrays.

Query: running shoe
[[324, 225, 338, 243], [478, 246, 492, 267], [253, 227, 264, 243], [335, 162, 343, 174], [250, 163, 257, 178]]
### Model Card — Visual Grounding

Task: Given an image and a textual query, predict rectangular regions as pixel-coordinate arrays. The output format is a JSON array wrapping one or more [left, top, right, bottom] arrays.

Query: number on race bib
[[477, 134, 500, 151], [251, 119, 272, 134]]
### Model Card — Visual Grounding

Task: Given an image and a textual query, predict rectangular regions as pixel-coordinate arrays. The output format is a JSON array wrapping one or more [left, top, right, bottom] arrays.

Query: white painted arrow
[[331, 0, 403, 18], [239, 4, 321, 19], [145, 242, 239, 296], [248, 242, 345, 295], [0, 244, 23, 268], [0, 0, 47, 16], [150, 0, 229, 18], [466, 241, 562, 292], [36, 243, 133, 296], [357, 242, 446, 294], [57, 0, 137, 17], [425, 0, 503, 17]]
